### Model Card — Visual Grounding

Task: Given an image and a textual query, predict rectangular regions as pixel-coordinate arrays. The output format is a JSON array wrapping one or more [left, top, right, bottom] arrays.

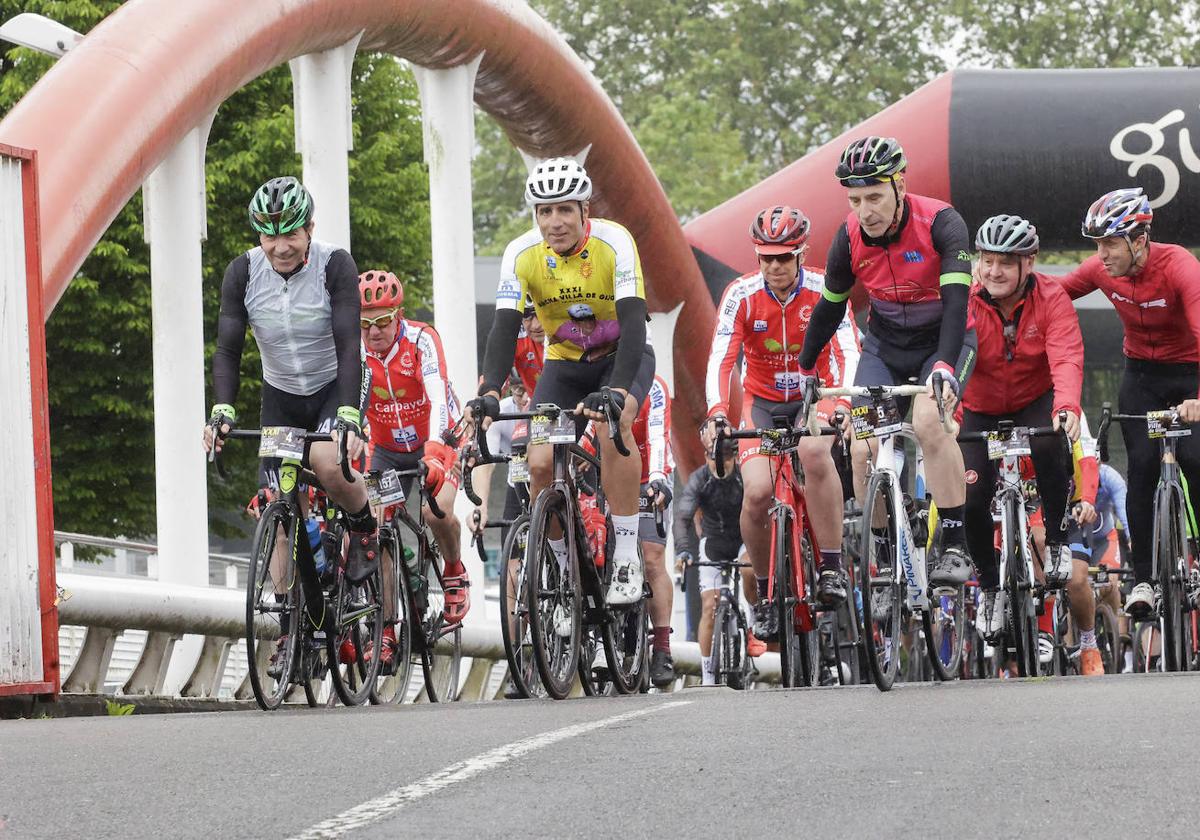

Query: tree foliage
[[1, 0, 430, 540]]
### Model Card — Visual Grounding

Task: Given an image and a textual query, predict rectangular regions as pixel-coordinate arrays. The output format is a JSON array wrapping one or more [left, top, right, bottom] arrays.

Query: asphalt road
[[2, 673, 1198, 839]]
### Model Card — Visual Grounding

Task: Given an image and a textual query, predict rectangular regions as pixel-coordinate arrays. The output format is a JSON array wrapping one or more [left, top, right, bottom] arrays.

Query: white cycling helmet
[[525, 157, 593, 206]]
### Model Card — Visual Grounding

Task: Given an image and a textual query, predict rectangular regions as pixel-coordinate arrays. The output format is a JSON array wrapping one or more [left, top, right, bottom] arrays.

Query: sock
[[611, 514, 639, 562], [1123, 649, 1133, 672], [819, 549, 841, 573], [548, 537, 569, 574], [939, 505, 966, 547], [652, 626, 671, 653], [701, 655, 716, 685], [756, 576, 770, 599], [348, 503, 376, 533], [1079, 628, 1097, 650], [1038, 595, 1055, 634]]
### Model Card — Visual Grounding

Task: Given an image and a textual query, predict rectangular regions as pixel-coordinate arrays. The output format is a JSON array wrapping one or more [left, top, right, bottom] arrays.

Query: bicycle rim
[[923, 583, 965, 681], [499, 516, 541, 698], [370, 529, 414, 705], [773, 511, 800, 687], [245, 501, 298, 710], [526, 490, 581, 700], [604, 543, 648, 694], [860, 471, 901, 691]]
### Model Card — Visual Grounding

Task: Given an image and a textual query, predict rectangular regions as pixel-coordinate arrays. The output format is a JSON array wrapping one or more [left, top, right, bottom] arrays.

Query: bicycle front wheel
[[421, 550, 463, 702], [1094, 602, 1120, 674], [245, 501, 301, 710], [369, 527, 415, 705], [859, 470, 902, 691], [1157, 488, 1192, 672], [526, 489, 582, 700], [922, 583, 965, 681], [498, 515, 542, 698], [1005, 504, 1040, 678], [603, 541, 649, 695], [772, 510, 799, 687]]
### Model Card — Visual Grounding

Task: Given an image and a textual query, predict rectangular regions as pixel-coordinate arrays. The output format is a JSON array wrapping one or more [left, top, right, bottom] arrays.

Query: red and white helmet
[[750, 205, 810, 255], [1082, 187, 1153, 240], [359, 270, 404, 309]]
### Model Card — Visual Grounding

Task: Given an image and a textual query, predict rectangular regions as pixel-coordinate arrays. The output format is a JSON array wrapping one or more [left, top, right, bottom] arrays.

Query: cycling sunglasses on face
[[759, 252, 797, 264], [361, 309, 400, 330]]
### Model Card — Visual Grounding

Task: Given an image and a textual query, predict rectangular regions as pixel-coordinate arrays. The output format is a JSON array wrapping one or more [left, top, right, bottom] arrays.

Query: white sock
[[548, 537, 568, 574], [611, 514, 639, 563], [701, 656, 716, 685], [1079, 628, 1097, 650]]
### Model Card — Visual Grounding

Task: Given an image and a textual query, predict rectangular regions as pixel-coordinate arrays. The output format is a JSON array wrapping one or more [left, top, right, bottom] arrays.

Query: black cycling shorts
[[531, 344, 656, 436], [852, 329, 978, 415], [258, 379, 340, 487]]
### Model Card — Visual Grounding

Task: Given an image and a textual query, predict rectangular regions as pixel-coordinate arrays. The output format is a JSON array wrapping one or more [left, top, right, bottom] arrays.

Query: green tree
[[1, 1, 430, 540]]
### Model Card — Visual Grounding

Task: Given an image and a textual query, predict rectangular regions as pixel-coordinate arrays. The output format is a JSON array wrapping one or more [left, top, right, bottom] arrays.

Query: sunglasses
[[759, 252, 797, 264], [361, 309, 399, 330]]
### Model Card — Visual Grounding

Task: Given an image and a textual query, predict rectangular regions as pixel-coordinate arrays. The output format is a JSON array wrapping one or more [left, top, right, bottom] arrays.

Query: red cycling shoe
[[442, 573, 471, 625]]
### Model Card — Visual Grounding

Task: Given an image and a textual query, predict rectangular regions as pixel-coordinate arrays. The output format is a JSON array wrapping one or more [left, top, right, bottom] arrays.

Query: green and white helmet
[[976, 214, 1039, 256], [835, 136, 907, 186], [248, 176, 314, 236]]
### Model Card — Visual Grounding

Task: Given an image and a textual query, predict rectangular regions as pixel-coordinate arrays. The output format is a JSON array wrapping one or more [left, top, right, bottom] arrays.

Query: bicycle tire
[[1094, 602, 1120, 674], [578, 626, 613, 696], [796, 524, 821, 688], [860, 470, 902, 691], [245, 501, 301, 711], [1006, 504, 1040, 677], [712, 601, 732, 687], [604, 541, 649, 694], [326, 569, 383, 706], [922, 580, 965, 681], [420, 548, 463, 702], [369, 525, 415, 705], [772, 509, 800, 687], [526, 488, 582, 700], [498, 515, 541, 699], [1157, 488, 1192, 672]]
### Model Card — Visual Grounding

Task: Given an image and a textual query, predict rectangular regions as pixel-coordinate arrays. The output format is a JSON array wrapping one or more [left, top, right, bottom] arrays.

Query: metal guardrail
[[53, 572, 782, 702]]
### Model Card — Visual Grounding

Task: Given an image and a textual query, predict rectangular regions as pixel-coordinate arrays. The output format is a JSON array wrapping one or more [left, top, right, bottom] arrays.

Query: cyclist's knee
[[741, 466, 773, 510], [850, 436, 873, 470], [797, 439, 835, 478], [528, 443, 552, 483]]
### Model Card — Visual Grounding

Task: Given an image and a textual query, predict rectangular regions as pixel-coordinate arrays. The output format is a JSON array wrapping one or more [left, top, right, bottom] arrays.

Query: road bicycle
[[209, 423, 383, 710], [696, 556, 754, 689], [713, 418, 835, 688], [1098, 403, 1199, 672], [819, 381, 965, 691]]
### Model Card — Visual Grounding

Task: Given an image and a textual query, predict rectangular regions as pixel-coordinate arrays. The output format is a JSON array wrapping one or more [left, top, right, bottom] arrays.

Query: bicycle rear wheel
[[1157, 488, 1192, 672], [245, 501, 301, 710], [526, 489, 582, 700], [795, 523, 821, 688], [369, 527, 415, 704], [326, 570, 383, 707], [578, 625, 613, 695], [498, 515, 541, 698], [1094, 602, 1120, 674], [860, 471, 902, 691], [772, 510, 801, 687]]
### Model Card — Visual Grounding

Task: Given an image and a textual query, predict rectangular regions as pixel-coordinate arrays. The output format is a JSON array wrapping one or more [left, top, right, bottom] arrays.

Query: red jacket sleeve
[[1038, 280, 1085, 417], [706, 280, 748, 417], [1169, 249, 1200, 399], [1053, 257, 1102, 301]]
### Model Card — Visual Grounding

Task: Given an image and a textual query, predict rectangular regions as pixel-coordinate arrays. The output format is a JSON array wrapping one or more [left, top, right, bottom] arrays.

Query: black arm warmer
[[212, 255, 250, 407], [671, 467, 705, 557], [936, 282, 969, 370], [325, 250, 363, 407], [480, 309, 523, 396], [608, 297, 648, 392]]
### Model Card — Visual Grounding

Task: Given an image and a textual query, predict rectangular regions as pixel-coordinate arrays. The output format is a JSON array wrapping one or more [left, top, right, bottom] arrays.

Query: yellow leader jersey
[[496, 219, 646, 363]]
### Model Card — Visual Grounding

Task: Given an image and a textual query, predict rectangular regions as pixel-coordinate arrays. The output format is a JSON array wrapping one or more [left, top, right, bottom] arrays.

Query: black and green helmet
[[835, 136, 907, 187], [248, 176, 314, 236]]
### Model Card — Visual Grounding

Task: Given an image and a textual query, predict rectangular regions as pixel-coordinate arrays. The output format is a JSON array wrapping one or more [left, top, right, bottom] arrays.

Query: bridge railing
[[53, 534, 781, 702]]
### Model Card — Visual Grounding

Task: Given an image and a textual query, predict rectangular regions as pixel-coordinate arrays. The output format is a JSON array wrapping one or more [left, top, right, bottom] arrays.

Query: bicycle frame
[[868, 426, 932, 613], [766, 445, 819, 634]]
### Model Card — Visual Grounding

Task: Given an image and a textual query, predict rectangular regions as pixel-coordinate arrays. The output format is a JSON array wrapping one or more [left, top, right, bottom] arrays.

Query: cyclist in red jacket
[[960, 215, 1103, 676], [706, 205, 861, 638], [359, 270, 469, 667], [1053, 187, 1200, 618]]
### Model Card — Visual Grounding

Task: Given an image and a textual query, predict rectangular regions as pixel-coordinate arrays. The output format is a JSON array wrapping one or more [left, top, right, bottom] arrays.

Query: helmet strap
[[1123, 232, 1147, 276], [888, 177, 903, 234]]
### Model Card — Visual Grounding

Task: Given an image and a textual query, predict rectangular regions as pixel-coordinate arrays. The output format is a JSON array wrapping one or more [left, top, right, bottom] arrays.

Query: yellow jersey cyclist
[[467, 158, 656, 606], [203, 177, 380, 621], [797, 136, 977, 588]]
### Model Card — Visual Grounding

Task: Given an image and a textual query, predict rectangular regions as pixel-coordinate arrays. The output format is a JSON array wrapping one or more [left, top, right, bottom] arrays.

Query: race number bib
[[851, 398, 902, 440], [259, 426, 306, 459], [365, 469, 406, 507], [529, 414, 551, 445], [509, 454, 530, 484], [1147, 410, 1191, 439], [986, 428, 1031, 460]]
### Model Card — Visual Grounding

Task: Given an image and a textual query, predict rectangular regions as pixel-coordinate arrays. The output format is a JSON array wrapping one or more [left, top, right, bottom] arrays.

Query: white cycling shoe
[[606, 555, 644, 606], [978, 588, 1007, 642], [552, 603, 574, 638], [1125, 582, 1155, 619]]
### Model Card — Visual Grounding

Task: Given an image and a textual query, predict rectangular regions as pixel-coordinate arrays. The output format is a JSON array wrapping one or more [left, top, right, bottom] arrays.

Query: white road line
[[286, 700, 693, 840]]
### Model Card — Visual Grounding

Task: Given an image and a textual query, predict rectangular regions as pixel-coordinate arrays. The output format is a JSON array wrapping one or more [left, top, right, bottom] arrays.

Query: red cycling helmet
[[750, 205, 810, 255], [359, 270, 404, 309]]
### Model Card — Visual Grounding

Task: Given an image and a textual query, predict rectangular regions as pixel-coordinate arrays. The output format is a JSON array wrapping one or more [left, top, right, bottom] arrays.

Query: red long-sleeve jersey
[[706, 268, 860, 417], [963, 274, 1084, 417], [1055, 244, 1200, 384]]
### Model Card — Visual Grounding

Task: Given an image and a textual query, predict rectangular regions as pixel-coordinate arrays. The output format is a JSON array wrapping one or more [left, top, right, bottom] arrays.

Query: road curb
[[0, 693, 256, 720]]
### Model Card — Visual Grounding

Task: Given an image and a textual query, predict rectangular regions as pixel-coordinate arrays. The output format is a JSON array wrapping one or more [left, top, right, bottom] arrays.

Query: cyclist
[[959, 214, 1103, 675], [635, 374, 678, 686], [203, 177, 376, 667], [514, 297, 546, 395], [467, 157, 656, 607], [1054, 187, 1200, 618], [469, 376, 532, 542], [796, 136, 976, 590], [706, 204, 861, 638], [358, 270, 469, 666], [675, 431, 764, 685]]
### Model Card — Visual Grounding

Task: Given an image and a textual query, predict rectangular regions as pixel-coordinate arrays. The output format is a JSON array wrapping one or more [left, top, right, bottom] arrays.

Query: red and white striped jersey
[[706, 268, 860, 417], [362, 319, 459, 453], [633, 375, 673, 485]]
